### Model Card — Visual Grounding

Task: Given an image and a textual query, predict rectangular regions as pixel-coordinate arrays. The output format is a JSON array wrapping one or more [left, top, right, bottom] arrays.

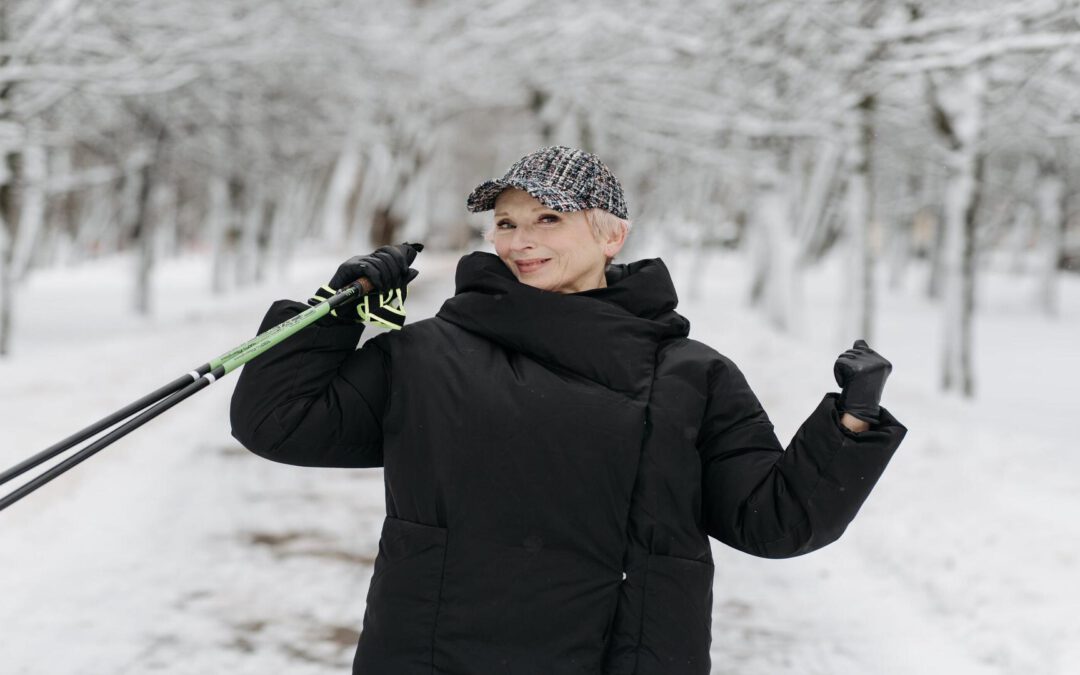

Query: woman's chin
[[519, 277, 551, 291], [514, 272, 561, 293]]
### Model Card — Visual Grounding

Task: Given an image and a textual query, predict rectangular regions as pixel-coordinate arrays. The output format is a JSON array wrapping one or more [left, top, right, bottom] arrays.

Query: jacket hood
[[435, 252, 690, 396]]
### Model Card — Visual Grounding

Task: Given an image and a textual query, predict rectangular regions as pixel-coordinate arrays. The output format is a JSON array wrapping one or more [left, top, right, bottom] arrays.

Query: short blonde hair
[[483, 207, 632, 246], [583, 208, 632, 243]]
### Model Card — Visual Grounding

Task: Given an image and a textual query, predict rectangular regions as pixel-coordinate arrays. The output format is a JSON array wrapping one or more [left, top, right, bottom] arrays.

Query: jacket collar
[[435, 252, 690, 397]]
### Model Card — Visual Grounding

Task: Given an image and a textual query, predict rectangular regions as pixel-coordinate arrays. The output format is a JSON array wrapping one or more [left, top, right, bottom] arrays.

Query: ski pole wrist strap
[[307, 285, 410, 330]]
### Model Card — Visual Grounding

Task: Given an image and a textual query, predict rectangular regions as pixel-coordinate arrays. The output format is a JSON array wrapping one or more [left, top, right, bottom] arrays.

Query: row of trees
[[2, 0, 1079, 397]]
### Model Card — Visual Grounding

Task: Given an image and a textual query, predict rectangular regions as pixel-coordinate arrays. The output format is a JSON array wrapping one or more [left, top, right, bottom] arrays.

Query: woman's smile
[[514, 258, 551, 274]]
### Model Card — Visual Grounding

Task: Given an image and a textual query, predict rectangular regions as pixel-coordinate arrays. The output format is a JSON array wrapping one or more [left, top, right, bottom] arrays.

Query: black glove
[[308, 242, 423, 328], [329, 242, 423, 293], [833, 339, 892, 426]]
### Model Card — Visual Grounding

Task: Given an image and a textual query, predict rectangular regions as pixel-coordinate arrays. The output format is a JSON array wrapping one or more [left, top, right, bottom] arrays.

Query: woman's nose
[[509, 226, 534, 250]]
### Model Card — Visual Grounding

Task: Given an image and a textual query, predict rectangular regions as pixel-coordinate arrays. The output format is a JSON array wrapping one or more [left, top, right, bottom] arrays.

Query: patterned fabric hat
[[466, 145, 628, 219]]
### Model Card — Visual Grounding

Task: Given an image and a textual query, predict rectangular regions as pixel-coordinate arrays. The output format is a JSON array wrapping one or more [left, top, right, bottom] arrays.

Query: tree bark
[[795, 138, 843, 266], [747, 151, 799, 334], [0, 163, 13, 357], [0, 3, 16, 356], [350, 142, 393, 251], [1035, 158, 1065, 316], [933, 70, 985, 398], [11, 136, 46, 282], [843, 95, 877, 343], [235, 181, 264, 288], [207, 175, 231, 294], [0, 149, 16, 356], [322, 136, 363, 246], [133, 162, 155, 315]]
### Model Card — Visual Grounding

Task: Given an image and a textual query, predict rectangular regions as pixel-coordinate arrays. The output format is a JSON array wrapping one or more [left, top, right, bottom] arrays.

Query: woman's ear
[[601, 224, 628, 260]]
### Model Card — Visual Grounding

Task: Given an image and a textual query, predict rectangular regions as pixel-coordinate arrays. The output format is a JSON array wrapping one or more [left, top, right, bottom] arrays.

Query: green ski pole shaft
[[0, 279, 372, 512]]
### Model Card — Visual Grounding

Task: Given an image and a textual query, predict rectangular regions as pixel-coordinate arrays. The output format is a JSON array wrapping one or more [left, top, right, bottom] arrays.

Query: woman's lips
[[515, 258, 551, 274]]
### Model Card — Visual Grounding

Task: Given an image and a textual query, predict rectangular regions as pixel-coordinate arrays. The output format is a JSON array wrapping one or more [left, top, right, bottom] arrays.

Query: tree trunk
[[843, 95, 877, 343], [925, 203, 946, 300], [235, 181, 263, 288], [11, 136, 46, 282], [747, 152, 798, 334], [152, 180, 178, 259], [530, 87, 555, 144], [207, 175, 231, 294], [322, 137, 363, 246], [0, 4, 17, 357], [0, 150, 20, 357], [267, 175, 300, 282], [350, 142, 394, 251], [0, 190, 12, 357], [795, 138, 843, 266], [687, 171, 721, 303], [886, 173, 919, 293], [400, 154, 431, 244], [1007, 155, 1039, 275], [123, 149, 155, 316], [254, 192, 273, 284], [132, 165, 156, 315], [935, 70, 985, 399], [1035, 159, 1065, 316]]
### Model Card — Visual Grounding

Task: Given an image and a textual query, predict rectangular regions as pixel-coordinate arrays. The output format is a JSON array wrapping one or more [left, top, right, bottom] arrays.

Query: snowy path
[[2, 246, 1077, 674]]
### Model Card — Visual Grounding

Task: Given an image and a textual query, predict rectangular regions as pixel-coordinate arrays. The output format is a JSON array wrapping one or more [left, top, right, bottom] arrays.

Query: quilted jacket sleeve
[[229, 299, 390, 468], [698, 354, 907, 558]]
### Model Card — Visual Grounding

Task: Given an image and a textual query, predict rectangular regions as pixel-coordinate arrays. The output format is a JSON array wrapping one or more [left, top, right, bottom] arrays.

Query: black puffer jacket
[[230, 252, 907, 675]]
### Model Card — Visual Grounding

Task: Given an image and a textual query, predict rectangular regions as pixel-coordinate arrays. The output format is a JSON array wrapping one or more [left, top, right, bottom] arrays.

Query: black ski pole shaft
[[0, 371, 219, 512], [0, 277, 373, 512], [0, 373, 205, 488]]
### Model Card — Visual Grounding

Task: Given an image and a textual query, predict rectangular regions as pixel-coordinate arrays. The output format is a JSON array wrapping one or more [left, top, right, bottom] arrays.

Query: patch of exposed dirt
[[318, 624, 360, 649], [279, 548, 376, 565], [241, 529, 375, 566]]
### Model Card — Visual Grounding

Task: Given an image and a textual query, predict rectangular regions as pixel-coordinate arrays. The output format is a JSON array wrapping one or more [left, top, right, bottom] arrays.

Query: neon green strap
[[308, 285, 410, 330]]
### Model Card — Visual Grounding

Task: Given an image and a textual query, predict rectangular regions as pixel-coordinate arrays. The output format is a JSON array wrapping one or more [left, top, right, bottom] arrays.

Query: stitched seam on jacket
[[429, 532, 449, 675], [367, 334, 393, 440], [628, 341, 664, 674], [260, 318, 376, 455], [697, 418, 776, 456], [263, 322, 366, 455], [747, 433, 849, 550], [261, 321, 325, 453], [435, 316, 645, 401], [632, 555, 652, 674], [337, 350, 387, 438]]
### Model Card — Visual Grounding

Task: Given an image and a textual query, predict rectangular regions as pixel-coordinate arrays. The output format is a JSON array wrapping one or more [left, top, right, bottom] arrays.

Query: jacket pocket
[[636, 553, 714, 675], [353, 516, 448, 674]]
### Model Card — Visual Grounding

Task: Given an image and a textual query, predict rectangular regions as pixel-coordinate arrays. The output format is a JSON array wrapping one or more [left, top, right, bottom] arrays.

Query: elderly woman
[[230, 146, 907, 675]]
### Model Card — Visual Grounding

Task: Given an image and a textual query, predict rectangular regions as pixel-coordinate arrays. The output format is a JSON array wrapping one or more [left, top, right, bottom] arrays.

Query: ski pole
[[0, 275, 374, 489], [0, 373, 210, 489], [0, 276, 375, 513]]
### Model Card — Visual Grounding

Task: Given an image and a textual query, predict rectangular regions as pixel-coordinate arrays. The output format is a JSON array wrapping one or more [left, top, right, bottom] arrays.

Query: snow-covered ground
[[1, 243, 1077, 675]]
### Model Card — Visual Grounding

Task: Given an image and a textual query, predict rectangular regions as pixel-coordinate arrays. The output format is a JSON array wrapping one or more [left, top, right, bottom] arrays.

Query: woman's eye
[[539, 215, 559, 224], [495, 221, 514, 229]]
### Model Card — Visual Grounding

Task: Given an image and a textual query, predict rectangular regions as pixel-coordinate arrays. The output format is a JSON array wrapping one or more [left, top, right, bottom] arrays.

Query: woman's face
[[491, 188, 624, 294]]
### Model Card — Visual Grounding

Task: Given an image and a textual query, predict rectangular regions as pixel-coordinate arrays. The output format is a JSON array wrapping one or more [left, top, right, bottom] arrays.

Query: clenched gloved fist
[[329, 242, 423, 294], [309, 242, 423, 328], [833, 339, 892, 426]]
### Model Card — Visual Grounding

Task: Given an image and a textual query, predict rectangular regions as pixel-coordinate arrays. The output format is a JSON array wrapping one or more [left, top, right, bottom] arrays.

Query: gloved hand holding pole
[[309, 243, 422, 327]]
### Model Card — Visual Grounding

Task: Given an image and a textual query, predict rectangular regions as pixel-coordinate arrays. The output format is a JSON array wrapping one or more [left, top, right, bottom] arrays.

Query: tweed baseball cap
[[466, 145, 628, 220]]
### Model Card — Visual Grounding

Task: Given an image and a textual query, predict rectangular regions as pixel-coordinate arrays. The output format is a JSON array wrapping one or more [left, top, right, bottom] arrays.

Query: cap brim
[[466, 178, 585, 214]]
